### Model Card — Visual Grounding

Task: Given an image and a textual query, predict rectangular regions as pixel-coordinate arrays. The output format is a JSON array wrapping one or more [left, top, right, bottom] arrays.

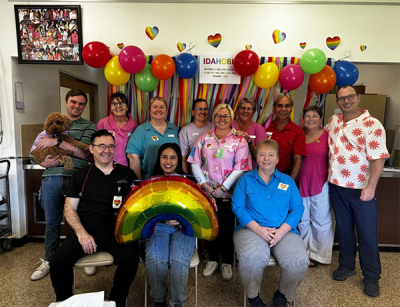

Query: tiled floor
[[0, 242, 399, 307]]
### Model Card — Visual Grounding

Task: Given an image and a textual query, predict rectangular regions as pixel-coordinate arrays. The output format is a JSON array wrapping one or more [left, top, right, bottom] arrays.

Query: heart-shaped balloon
[[326, 36, 341, 50], [145, 26, 159, 40], [177, 42, 186, 52], [208, 33, 222, 48], [272, 30, 286, 44]]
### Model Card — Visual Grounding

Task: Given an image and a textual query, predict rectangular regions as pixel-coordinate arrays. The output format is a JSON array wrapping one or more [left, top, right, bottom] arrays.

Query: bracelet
[[220, 185, 227, 193], [56, 138, 62, 147]]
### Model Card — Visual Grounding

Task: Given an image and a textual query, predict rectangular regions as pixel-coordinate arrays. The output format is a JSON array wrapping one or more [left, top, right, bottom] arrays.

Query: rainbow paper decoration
[[326, 36, 341, 50], [145, 26, 159, 40], [208, 33, 222, 48], [360, 45, 367, 51], [117, 43, 124, 49], [245, 44, 252, 50], [272, 30, 286, 44], [177, 42, 186, 52], [115, 175, 219, 243], [300, 42, 307, 49]]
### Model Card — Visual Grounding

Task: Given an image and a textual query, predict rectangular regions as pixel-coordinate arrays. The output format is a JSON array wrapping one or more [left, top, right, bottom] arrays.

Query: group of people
[[30, 85, 389, 307]]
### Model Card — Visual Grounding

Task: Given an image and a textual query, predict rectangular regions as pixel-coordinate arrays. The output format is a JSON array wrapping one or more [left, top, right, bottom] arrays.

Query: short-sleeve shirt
[[39, 117, 97, 177], [232, 120, 267, 169], [97, 113, 138, 166], [265, 119, 306, 175], [187, 127, 252, 197], [125, 120, 179, 180], [65, 163, 138, 234], [296, 130, 329, 197], [326, 109, 390, 189], [179, 122, 214, 158], [232, 168, 304, 235]]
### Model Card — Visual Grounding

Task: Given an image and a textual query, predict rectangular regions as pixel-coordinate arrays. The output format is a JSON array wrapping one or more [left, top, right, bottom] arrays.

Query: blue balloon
[[175, 53, 198, 79], [333, 61, 359, 88]]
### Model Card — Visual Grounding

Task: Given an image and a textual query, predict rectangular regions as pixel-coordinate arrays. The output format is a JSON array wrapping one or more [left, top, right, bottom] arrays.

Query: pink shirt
[[97, 113, 138, 166], [187, 127, 252, 197], [232, 120, 267, 168], [297, 130, 329, 197], [326, 109, 390, 189]]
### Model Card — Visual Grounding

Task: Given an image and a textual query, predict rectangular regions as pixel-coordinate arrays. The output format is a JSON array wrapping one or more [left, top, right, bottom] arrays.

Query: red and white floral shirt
[[326, 109, 390, 189]]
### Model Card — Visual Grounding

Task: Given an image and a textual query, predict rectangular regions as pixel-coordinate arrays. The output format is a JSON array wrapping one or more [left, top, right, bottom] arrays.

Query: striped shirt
[[42, 117, 97, 177]]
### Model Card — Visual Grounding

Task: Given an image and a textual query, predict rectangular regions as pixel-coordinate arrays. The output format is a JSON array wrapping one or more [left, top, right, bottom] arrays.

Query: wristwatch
[[56, 138, 63, 147], [220, 185, 227, 193]]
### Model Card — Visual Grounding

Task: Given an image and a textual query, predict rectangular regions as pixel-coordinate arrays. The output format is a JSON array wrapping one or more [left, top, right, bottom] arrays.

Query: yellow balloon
[[254, 63, 279, 89], [104, 56, 130, 86]]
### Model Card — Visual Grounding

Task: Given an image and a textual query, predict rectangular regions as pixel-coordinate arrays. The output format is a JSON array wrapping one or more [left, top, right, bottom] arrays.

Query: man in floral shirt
[[326, 85, 389, 298]]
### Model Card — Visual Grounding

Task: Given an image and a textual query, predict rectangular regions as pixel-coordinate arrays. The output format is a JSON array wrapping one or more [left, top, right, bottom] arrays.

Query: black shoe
[[272, 290, 287, 307], [332, 265, 356, 281], [155, 301, 168, 307], [363, 278, 380, 297], [248, 294, 268, 307]]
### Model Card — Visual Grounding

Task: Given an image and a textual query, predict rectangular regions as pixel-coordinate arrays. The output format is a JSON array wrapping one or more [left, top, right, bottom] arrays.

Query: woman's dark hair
[[192, 98, 208, 111], [303, 105, 323, 119], [153, 143, 184, 176]]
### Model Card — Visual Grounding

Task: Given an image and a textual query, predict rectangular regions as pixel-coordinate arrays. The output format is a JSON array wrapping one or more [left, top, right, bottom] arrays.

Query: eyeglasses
[[196, 107, 208, 112], [92, 144, 116, 151], [111, 102, 126, 108], [215, 114, 231, 120], [239, 106, 254, 112], [151, 105, 166, 110], [337, 94, 357, 103]]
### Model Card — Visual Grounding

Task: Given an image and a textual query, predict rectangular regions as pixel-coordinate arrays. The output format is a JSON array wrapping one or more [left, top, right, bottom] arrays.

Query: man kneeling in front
[[50, 130, 140, 307]]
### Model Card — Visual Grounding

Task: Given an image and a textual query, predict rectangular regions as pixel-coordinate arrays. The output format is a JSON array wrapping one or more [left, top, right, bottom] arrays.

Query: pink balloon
[[118, 45, 146, 74], [279, 64, 305, 91]]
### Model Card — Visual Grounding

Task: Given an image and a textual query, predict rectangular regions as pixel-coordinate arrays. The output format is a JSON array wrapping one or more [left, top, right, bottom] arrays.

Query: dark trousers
[[329, 183, 381, 280], [208, 198, 235, 265], [50, 232, 140, 307]]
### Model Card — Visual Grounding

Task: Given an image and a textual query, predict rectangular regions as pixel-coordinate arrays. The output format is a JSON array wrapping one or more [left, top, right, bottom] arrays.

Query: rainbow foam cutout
[[177, 42, 186, 52], [145, 26, 159, 40], [300, 42, 307, 49], [245, 44, 252, 50], [117, 43, 124, 49], [326, 36, 340, 50], [273, 30, 286, 44], [360, 45, 367, 51], [208, 33, 222, 48], [115, 175, 219, 244]]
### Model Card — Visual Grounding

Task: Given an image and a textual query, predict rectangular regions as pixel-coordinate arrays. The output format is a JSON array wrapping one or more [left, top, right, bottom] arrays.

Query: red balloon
[[151, 54, 175, 80], [82, 41, 111, 68], [309, 65, 337, 94], [233, 50, 260, 76], [279, 64, 304, 91]]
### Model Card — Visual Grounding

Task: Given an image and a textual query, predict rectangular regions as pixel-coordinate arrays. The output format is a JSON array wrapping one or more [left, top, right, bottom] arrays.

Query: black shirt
[[65, 163, 138, 234]]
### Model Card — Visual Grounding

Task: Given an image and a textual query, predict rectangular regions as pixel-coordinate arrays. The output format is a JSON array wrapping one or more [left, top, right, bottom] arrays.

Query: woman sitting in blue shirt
[[232, 139, 309, 307]]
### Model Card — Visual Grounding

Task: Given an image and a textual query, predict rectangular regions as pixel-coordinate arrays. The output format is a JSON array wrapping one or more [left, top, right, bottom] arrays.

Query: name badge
[[250, 135, 256, 139], [152, 136, 159, 141], [278, 183, 289, 191], [168, 134, 175, 137], [113, 196, 123, 209], [192, 132, 199, 136]]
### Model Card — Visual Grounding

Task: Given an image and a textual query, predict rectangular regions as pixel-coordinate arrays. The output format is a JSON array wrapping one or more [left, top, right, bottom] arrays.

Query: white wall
[[1, 0, 400, 237]]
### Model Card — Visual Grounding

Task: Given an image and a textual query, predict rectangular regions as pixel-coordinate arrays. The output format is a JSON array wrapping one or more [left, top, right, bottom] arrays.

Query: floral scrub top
[[187, 127, 251, 197]]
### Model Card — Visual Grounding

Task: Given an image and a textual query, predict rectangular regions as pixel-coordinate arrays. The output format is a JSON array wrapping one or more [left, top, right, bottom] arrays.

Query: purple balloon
[[118, 45, 146, 74], [278, 64, 304, 91]]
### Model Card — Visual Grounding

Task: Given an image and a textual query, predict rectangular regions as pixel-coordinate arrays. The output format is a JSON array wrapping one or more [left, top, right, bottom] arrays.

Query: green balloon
[[135, 63, 159, 92], [300, 48, 327, 74]]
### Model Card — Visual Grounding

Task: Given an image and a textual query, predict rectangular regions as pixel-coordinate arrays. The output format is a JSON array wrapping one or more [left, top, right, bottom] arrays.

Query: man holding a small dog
[[30, 89, 96, 281]]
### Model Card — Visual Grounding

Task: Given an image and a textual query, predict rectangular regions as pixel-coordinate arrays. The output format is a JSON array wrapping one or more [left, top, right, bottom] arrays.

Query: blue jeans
[[41, 175, 71, 261], [145, 223, 196, 307]]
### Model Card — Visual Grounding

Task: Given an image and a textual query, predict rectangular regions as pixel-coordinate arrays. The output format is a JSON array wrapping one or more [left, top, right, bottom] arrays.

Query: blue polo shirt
[[126, 120, 179, 179], [232, 168, 304, 234]]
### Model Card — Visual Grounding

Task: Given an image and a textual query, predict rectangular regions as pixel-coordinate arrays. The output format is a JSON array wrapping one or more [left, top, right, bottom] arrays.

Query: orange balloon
[[309, 65, 337, 94], [151, 54, 175, 80]]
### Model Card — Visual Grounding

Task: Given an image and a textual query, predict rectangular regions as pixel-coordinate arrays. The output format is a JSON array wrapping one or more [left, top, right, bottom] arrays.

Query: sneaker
[[31, 258, 50, 281], [363, 278, 380, 297], [220, 263, 232, 281], [203, 261, 219, 278], [272, 290, 287, 307], [248, 294, 267, 307], [84, 266, 97, 276], [332, 265, 356, 281]]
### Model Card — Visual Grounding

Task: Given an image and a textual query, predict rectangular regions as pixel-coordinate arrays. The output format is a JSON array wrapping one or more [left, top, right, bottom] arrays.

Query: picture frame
[[14, 5, 83, 64]]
